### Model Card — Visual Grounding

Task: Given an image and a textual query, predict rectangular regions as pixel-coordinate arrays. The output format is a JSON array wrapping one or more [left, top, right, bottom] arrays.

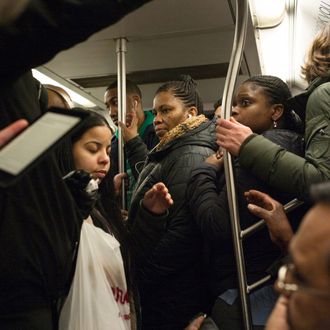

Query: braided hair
[[244, 75, 303, 133], [155, 75, 204, 114]]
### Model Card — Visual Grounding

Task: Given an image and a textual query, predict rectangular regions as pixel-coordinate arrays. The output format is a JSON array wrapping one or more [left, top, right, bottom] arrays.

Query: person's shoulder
[[311, 80, 330, 96], [262, 129, 304, 156], [307, 75, 330, 98], [189, 119, 217, 149], [307, 80, 330, 115]]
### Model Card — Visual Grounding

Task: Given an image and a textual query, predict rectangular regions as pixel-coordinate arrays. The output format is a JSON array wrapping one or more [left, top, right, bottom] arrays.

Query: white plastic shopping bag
[[59, 220, 131, 330]]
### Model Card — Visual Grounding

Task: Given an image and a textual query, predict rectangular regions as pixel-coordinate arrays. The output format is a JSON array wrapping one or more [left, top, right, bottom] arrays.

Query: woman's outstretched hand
[[142, 182, 173, 215], [245, 189, 293, 253]]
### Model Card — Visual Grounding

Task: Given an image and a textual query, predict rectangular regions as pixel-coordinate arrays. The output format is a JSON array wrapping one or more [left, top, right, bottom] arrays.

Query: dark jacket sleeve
[[129, 202, 168, 263], [187, 161, 284, 244], [0, 0, 152, 83], [136, 148, 214, 285], [187, 164, 231, 243], [187, 130, 302, 244]]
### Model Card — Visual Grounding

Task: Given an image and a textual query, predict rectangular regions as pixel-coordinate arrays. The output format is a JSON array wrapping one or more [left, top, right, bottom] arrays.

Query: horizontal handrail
[[241, 198, 304, 239], [247, 275, 272, 293]]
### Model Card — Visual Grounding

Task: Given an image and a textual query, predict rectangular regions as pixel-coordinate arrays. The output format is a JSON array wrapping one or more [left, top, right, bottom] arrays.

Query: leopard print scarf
[[156, 115, 208, 151]]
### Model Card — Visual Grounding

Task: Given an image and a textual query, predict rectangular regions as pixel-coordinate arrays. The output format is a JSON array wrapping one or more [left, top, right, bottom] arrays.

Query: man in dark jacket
[[105, 79, 158, 207], [0, 0, 153, 328]]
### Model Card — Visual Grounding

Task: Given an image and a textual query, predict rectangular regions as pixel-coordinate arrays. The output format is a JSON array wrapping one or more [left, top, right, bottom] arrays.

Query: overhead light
[[32, 67, 106, 110], [249, 0, 286, 29]]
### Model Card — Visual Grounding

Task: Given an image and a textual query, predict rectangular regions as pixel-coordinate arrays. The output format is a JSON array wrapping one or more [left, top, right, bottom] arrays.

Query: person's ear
[[271, 104, 284, 122], [188, 106, 198, 117], [132, 94, 141, 105]]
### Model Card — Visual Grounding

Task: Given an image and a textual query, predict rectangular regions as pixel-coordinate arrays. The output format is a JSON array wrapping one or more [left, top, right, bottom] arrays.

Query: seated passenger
[[187, 75, 304, 330], [127, 75, 218, 330]]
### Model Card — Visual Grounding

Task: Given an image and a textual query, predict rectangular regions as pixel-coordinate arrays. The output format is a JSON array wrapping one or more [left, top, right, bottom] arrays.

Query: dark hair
[[213, 98, 222, 110], [56, 109, 110, 173], [243, 75, 303, 132], [155, 75, 204, 114], [56, 109, 132, 288], [106, 79, 142, 99]]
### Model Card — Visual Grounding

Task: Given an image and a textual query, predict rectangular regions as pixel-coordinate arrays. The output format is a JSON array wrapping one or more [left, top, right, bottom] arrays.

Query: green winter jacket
[[238, 76, 330, 200]]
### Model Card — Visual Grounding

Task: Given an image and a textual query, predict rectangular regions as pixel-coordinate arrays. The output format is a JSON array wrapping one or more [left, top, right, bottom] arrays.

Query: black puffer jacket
[[128, 117, 218, 330], [187, 129, 305, 300]]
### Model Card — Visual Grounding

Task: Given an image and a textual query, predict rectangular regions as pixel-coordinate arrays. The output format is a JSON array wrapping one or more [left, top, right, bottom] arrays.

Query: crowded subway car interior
[[1, 0, 330, 329]]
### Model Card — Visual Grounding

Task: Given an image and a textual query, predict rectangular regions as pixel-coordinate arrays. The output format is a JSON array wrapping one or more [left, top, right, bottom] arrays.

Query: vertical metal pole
[[116, 38, 127, 210], [221, 0, 252, 329], [287, 0, 297, 89]]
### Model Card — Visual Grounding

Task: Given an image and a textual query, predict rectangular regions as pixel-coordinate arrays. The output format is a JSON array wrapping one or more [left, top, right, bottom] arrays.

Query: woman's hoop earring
[[188, 114, 192, 119]]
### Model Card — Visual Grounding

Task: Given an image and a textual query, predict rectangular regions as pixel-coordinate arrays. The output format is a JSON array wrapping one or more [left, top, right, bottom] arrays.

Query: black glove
[[63, 170, 99, 219]]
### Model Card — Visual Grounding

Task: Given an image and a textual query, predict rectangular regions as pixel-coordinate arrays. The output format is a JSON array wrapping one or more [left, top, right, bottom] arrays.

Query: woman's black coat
[[187, 129, 305, 299], [128, 119, 218, 330]]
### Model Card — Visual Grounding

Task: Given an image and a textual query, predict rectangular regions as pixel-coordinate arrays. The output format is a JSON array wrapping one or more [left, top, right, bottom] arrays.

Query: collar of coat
[[287, 74, 330, 122], [155, 114, 208, 151]]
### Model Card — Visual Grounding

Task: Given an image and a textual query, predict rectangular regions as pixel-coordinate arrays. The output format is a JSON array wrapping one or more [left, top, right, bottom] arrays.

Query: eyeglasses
[[277, 263, 330, 299]]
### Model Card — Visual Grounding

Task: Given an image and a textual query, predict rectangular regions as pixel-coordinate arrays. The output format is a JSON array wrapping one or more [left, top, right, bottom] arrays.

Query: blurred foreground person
[[263, 182, 330, 330], [187, 182, 330, 330], [0, 0, 154, 328]]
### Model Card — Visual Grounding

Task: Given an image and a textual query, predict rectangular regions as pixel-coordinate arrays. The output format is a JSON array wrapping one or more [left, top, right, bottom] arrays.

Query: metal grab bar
[[242, 198, 304, 294], [221, 0, 251, 328], [116, 38, 127, 210], [241, 198, 304, 239], [247, 275, 272, 293]]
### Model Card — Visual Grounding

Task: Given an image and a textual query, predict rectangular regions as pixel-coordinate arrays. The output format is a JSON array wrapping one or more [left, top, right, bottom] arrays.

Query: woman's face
[[231, 82, 276, 133], [73, 125, 112, 181], [153, 91, 190, 138]]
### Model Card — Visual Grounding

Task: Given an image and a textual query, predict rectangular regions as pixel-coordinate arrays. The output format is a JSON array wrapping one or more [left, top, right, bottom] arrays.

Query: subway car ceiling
[[33, 0, 330, 111]]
